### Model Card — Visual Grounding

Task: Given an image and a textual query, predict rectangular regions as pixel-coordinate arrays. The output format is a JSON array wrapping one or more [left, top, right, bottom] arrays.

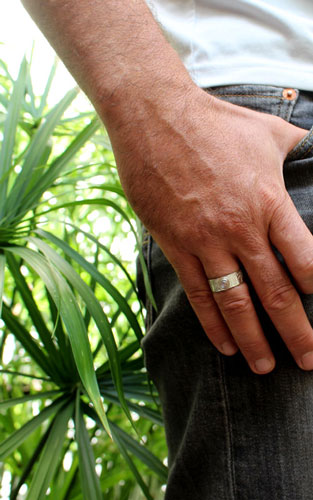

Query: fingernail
[[301, 351, 313, 370], [255, 358, 274, 373], [221, 342, 238, 356]]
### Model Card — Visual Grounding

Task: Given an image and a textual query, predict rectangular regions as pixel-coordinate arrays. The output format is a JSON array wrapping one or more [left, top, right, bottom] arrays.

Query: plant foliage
[[0, 57, 167, 500]]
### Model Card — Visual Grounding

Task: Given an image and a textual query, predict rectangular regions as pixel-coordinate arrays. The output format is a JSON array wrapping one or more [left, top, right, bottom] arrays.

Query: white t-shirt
[[146, 0, 313, 91]]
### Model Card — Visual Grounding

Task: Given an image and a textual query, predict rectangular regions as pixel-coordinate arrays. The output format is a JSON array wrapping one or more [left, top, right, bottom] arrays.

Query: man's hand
[[21, 0, 313, 374], [110, 86, 313, 374]]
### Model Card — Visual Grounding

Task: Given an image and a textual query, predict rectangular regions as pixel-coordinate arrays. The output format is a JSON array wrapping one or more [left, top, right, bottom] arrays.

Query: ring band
[[208, 270, 244, 293]]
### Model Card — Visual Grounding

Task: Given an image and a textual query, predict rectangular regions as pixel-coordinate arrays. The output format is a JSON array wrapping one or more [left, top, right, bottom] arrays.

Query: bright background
[[1, 0, 87, 105]]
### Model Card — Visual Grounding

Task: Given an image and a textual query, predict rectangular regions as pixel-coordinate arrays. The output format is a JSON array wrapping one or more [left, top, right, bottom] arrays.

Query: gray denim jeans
[[137, 84, 313, 500]]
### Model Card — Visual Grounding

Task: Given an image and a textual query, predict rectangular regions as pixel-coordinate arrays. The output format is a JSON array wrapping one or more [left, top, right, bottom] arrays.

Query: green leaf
[[75, 391, 102, 500], [25, 68, 38, 118], [99, 391, 163, 426], [96, 340, 140, 376], [0, 369, 51, 382], [25, 400, 74, 500], [0, 391, 62, 412], [83, 405, 154, 500], [20, 117, 101, 216], [110, 421, 168, 483], [100, 388, 157, 405], [30, 235, 133, 429], [6, 245, 110, 436], [0, 57, 27, 219], [36, 230, 143, 343], [0, 252, 5, 317], [10, 422, 53, 500], [109, 423, 154, 500], [4, 88, 78, 221], [0, 396, 67, 461], [35, 197, 157, 309], [37, 58, 57, 117], [1, 304, 58, 381], [45, 287, 77, 378], [61, 221, 141, 305], [49, 453, 79, 500], [79, 182, 126, 198], [6, 252, 64, 367]]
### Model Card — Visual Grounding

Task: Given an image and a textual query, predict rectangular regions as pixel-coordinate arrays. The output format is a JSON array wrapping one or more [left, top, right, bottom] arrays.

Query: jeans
[[137, 84, 313, 500]]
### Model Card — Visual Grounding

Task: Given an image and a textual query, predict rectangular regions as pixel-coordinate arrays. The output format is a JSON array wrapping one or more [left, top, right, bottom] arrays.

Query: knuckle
[[263, 283, 297, 314], [176, 223, 213, 252], [287, 331, 313, 351], [219, 207, 250, 236], [219, 294, 251, 317], [237, 338, 265, 355], [187, 288, 212, 306], [217, 208, 264, 253], [293, 251, 313, 281], [261, 186, 285, 212]]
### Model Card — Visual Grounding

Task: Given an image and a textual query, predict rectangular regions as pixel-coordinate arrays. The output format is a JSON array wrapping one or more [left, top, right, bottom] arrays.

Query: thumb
[[282, 122, 310, 157], [261, 113, 309, 160]]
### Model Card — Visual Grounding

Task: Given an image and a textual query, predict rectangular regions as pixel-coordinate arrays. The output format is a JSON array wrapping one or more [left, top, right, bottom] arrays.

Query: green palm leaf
[[0, 57, 27, 219], [6, 252, 64, 367], [75, 391, 103, 500], [2, 304, 59, 381], [6, 245, 111, 436], [0, 252, 5, 317], [4, 88, 78, 221], [35, 198, 156, 309], [25, 400, 74, 500], [20, 116, 101, 216], [35, 230, 143, 342], [29, 235, 134, 425], [110, 421, 168, 483], [0, 391, 62, 411], [0, 396, 68, 461]]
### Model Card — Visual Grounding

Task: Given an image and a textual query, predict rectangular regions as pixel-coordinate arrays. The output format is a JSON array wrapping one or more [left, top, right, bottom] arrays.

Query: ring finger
[[202, 255, 276, 374]]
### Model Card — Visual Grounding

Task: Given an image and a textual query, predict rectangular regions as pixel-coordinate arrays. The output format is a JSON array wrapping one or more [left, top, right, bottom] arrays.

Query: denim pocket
[[286, 125, 313, 161]]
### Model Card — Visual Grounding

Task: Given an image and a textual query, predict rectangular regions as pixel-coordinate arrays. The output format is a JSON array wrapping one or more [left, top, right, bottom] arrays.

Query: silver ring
[[208, 270, 244, 293]]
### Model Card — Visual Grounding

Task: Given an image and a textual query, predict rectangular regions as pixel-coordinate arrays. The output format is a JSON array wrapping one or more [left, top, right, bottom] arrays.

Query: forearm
[[21, 0, 194, 127]]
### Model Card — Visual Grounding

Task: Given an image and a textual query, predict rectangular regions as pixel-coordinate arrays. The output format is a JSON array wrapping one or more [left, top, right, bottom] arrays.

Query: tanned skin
[[21, 0, 313, 374]]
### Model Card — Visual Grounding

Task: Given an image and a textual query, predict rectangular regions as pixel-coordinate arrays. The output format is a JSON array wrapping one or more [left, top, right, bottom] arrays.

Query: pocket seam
[[286, 126, 313, 161]]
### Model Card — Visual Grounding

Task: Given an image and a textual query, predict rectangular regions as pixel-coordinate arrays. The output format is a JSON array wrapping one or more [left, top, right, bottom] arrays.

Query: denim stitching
[[290, 129, 313, 153], [282, 100, 291, 121], [287, 128, 313, 159], [302, 140, 313, 159], [212, 94, 284, 99]]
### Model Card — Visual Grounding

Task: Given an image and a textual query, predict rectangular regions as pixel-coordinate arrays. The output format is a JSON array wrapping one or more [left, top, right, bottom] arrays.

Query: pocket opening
[[286, 126, 313, 161]]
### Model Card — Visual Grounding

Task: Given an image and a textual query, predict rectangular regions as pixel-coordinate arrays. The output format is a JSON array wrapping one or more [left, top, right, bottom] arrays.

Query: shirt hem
[[190, 66, 313, 92]]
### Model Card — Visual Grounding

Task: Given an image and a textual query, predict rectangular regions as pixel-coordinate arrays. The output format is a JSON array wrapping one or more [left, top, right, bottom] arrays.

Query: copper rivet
[[283, 88, 296, 100]]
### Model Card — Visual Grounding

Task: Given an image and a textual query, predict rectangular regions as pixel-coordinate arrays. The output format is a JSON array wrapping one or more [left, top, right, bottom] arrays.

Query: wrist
[[96, 59, 195, 130]]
